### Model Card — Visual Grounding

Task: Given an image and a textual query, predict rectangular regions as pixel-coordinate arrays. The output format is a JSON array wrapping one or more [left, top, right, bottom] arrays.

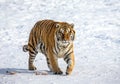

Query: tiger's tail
[[23, 45, 29, 52]]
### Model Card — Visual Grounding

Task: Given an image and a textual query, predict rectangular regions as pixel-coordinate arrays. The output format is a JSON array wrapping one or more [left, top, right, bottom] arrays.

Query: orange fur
[[23, 19, 75, 75]]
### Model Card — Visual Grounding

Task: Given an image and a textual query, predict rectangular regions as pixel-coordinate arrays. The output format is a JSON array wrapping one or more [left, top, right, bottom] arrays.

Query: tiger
[[23, 19, 75, 75]]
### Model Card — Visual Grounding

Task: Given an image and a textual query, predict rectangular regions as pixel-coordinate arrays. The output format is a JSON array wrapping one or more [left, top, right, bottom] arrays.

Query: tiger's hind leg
[[28, 47, 38, 70]]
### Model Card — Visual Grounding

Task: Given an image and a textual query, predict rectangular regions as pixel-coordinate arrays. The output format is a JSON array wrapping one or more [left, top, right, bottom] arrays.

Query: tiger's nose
[[63, 35, 69, 41]]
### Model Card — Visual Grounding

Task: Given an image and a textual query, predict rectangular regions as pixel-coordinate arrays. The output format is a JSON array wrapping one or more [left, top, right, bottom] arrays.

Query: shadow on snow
[[0, 68, 53, 75]]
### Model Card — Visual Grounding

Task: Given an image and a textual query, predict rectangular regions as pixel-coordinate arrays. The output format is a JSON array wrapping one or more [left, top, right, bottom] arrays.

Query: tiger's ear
[[56, 23, 61, 28], [70, 23, 74, 28]]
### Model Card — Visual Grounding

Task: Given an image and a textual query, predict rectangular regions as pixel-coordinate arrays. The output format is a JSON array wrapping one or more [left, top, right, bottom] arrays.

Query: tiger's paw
[[66, 72, 71, 75], [54, 71, 63, 75], [29, 65, 37, 70], [66, 67, 72, 75]]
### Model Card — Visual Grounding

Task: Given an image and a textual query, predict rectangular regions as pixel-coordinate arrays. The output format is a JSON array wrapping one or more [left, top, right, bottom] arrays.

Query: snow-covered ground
[[0, 0, 120, 84]]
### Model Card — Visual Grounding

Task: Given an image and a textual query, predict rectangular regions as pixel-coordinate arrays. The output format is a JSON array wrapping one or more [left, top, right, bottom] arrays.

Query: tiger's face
[[55, 23, 75, 47]]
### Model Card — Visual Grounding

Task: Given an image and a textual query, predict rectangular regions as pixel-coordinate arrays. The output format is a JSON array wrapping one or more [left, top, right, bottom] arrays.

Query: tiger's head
[[55, 22, 75, 47]]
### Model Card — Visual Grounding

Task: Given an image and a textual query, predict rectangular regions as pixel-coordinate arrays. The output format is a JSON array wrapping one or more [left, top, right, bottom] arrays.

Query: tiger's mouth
[[55, 35, 73, 47], [57, 40, 70, 47], [62, 41, 70, 44]]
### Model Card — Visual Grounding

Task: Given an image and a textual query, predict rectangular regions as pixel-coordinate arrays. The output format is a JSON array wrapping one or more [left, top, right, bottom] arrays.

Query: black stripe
[[43, 45, 45, 52], [64, 45, 72, 56], [30, 60, 34, 63], [25, 48, 29, 51], [34, 31, 37, 45], [43, 21, 49, 30], [47, 23, 54, 34], [30, 57, 35, 60], [56, 43, 60, 51], [46, 57, 49, 61], [28, 43, 38, 54], [32, 36, 35, 47], [45, 21, 50, 29], [29, 50, 36, 55], [28, 43, 34, 50], [64, 55, 69, 61], [64, 51, 73, 61], [40, 43, 45, 53], [46, 58, 50, 64], [47, 62, 50, 64], [28, 43, 35, 52], [54, 46, 58, 54], [30, 56, 35, 58], [40, 43, 42, 50], [66, 58, 71, 64], [64, 50, 70, 57], [42, 44, 45, 53], [38, 20, 44, 28]]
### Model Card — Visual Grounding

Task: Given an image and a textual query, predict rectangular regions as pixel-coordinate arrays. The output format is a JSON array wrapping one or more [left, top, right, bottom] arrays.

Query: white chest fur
[[56, 44, 72, 58]]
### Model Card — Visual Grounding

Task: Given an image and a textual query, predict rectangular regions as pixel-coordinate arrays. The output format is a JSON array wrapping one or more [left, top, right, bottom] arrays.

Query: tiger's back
[[23, 19, 75, 75], [28, 20, 56, 53]]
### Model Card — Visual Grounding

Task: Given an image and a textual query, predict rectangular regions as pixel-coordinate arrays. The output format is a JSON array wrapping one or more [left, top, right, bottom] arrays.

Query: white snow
[[0, 0, 120, 84]]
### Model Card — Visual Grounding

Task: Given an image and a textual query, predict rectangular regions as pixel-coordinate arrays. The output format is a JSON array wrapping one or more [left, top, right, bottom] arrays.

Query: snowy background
[[0, 0, 120, 84]]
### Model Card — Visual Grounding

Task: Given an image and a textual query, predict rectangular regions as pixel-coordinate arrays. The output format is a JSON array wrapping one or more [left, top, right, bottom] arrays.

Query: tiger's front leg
[[64, 52, 75, 75], [47, 50, 63, 75], [49, 57, 63, 75]]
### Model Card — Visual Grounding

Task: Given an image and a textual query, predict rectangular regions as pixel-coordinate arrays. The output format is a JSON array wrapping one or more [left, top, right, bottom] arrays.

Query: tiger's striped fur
[[23, 20, 75, 75]]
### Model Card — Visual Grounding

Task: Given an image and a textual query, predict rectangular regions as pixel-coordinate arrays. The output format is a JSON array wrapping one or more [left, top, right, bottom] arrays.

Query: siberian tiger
[[23, 19, 75, 75]]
